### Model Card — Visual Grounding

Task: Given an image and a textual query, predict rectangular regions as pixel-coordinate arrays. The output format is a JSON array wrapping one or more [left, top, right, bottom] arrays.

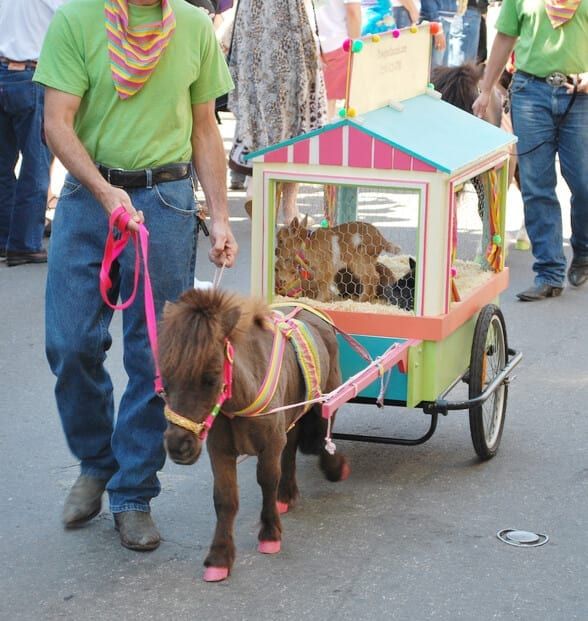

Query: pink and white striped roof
[[250, 125, 437, 173]]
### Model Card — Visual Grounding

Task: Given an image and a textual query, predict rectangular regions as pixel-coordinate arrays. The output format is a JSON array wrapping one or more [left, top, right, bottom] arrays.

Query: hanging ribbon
[[485, 170, 502, 272]]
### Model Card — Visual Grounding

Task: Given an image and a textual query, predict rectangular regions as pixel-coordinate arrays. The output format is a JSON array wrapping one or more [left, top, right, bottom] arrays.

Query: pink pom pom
[[451, 266, 458, 277], [342, 38, 351, 52], [392, 29, 400, 38]]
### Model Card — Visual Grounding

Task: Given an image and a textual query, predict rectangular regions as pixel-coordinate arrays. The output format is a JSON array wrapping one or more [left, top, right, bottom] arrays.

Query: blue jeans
[[0, 64, 51, 252], [392, 7, 411, 29], [45, 174, 198, 512], [431, 7, 481, 67], [510, 73, 588, 287]]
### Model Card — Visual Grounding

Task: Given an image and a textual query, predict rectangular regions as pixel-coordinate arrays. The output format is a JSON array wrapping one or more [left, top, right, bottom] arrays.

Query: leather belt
[[98, 162, 191, 188], [517, 70, 574, 88]]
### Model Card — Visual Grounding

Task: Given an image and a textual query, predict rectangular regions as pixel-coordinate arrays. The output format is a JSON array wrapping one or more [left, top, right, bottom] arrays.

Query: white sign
[[347, 24, 432, 115]]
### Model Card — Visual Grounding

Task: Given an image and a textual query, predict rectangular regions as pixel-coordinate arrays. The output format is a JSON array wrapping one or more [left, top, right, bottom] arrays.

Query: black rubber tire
[[468, 304, 508, 460]]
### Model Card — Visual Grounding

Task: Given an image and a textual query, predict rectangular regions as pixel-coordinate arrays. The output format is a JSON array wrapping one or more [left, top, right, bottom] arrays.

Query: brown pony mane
[[430, 62, 484, 115], [159, 288, 270, 385]]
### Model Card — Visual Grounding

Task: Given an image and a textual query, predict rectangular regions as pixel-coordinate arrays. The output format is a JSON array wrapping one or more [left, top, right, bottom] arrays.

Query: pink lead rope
[[99, 206, 164, 394]]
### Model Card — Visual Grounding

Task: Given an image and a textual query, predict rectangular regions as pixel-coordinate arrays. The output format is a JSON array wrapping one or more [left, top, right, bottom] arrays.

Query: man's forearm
[[400, 0, 420, 22], [44, 116, 112, 206], [192, 120, 230, 224], [44, 88, 143, 228], [345, 5, 362, 39], [480, 32, 517, 94]]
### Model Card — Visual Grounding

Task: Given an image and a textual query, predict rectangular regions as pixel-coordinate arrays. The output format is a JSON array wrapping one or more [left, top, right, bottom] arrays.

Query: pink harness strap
[[99, 206, 163, 394]]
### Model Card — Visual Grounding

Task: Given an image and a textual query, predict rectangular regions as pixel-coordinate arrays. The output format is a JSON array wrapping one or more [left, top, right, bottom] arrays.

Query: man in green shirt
[[34, 0, 238, 550], [474, 0, 588, 301]]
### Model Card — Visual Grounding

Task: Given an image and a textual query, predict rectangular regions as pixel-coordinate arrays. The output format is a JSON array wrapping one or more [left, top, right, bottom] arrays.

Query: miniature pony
[[275, 218, 400, 303], [159, 288, 349, 582]]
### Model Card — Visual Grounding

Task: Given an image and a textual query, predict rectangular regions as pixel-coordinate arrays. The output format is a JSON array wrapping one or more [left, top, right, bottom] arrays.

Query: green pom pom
[[428, 82, 435, 89], [492, 234, 502, 245], [338, 108, 347, 118], [352, 40, 364, 53], [320, 218, 330, 228]]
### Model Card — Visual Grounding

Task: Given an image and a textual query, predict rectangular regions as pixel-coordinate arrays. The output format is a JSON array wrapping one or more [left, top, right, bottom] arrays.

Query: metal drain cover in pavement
[[497, 529, 549, 547]]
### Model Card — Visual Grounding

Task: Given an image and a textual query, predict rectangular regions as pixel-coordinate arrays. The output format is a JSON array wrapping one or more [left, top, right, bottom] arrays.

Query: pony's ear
[[409, 256, 416, 271], [290, 217, 300, 231], [221, 306, 242, 336], [301, 214, 308, 228]]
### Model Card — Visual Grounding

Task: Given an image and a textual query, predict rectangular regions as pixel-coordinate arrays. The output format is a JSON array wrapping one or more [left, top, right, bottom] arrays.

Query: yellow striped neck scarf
[[105, 0, 176, 99], [545, 0, 581, 28]]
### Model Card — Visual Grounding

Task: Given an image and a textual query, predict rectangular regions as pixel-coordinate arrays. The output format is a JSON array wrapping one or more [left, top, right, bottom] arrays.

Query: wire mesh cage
[[273, 179, 496, 316]]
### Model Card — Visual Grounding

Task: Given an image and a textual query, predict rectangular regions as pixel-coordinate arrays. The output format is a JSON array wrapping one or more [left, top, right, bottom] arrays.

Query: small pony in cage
[[275, 218, 400, 303], [159, 288, 349, 582]]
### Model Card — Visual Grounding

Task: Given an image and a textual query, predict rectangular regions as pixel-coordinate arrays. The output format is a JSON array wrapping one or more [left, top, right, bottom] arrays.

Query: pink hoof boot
[[203, 566, 229, 582], [276, 501, 289, 514], [258, 540, 281, 554], [340, 461, 351, 481]]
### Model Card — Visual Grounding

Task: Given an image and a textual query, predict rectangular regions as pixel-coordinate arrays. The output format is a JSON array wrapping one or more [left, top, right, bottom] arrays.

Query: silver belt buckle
[[546, 72, 567, 87]]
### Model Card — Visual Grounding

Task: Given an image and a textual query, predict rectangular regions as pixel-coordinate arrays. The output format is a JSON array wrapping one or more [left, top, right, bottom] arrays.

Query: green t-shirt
[[34, 0, 233, 169], [496, 0, 588, 77]]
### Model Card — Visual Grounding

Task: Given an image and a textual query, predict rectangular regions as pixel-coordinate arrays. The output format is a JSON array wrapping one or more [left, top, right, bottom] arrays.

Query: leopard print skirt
[[228, 0, 327, 152]]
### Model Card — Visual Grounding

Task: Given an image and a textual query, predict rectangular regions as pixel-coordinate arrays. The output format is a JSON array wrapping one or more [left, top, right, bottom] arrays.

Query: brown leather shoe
[[516, 283, 564, 301], [6, 249, 48, 266], [114, 511, 160, 551], [62, 475, 107, 528]]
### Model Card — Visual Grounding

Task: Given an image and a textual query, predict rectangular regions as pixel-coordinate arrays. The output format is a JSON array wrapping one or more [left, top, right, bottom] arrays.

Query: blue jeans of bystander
[[510, 73, 588, 287], [45, 174, 198, 513], [0, 64, 51, 252], [392, 7, 412, 29], [431, 6, 481, 67]]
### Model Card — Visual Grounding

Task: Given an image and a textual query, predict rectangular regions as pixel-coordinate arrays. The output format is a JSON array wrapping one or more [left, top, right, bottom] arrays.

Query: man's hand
[[208, 220, 238, 268], [472, 90, 491, 118], [98, 185, 144, 232], [434, 30, 446, 52], [567, 73, 588, 95]]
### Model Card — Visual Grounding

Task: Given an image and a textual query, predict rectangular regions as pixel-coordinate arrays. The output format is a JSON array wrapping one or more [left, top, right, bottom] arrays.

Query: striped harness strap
[[231, 306, 323, 417]]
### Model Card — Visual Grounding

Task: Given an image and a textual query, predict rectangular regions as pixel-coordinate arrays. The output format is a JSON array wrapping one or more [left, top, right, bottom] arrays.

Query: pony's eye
[[201, 373, 218, 389]]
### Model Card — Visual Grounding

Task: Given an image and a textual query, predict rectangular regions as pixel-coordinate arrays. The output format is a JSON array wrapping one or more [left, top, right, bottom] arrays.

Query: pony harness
[[231, 305, 324, 417], [164, 304, 332, 440]]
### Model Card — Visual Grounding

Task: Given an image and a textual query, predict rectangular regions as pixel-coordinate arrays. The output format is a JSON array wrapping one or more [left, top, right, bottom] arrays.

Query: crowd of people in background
[[0, 0, 585, 552]]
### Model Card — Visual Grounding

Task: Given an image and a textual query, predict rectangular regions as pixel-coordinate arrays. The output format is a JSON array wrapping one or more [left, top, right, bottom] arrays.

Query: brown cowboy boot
[[114, 511, 160, 551], [62, 475, 107, 528]]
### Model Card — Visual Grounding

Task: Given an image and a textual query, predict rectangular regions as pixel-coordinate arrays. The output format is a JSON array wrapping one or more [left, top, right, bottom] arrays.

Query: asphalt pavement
[[1, 114, 586, 621]]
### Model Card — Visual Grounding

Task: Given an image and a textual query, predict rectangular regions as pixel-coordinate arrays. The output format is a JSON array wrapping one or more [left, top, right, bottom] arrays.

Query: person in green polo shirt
[[473, 0, 588, 301], [34, 0, 238, 550]]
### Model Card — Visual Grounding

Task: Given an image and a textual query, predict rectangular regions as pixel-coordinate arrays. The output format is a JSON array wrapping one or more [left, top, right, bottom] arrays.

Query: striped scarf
[[545, 0, 581, 28], [105, 0, 176, 99]]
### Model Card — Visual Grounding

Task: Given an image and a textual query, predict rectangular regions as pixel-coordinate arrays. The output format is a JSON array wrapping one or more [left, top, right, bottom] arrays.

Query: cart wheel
[[468, 304, 508, 460]]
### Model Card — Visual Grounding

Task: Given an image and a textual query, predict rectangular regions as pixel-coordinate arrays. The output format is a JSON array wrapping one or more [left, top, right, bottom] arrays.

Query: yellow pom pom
[[371, 34, 381, 42], [347, 107, 357, 117], [410, 25, 418, 33]]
